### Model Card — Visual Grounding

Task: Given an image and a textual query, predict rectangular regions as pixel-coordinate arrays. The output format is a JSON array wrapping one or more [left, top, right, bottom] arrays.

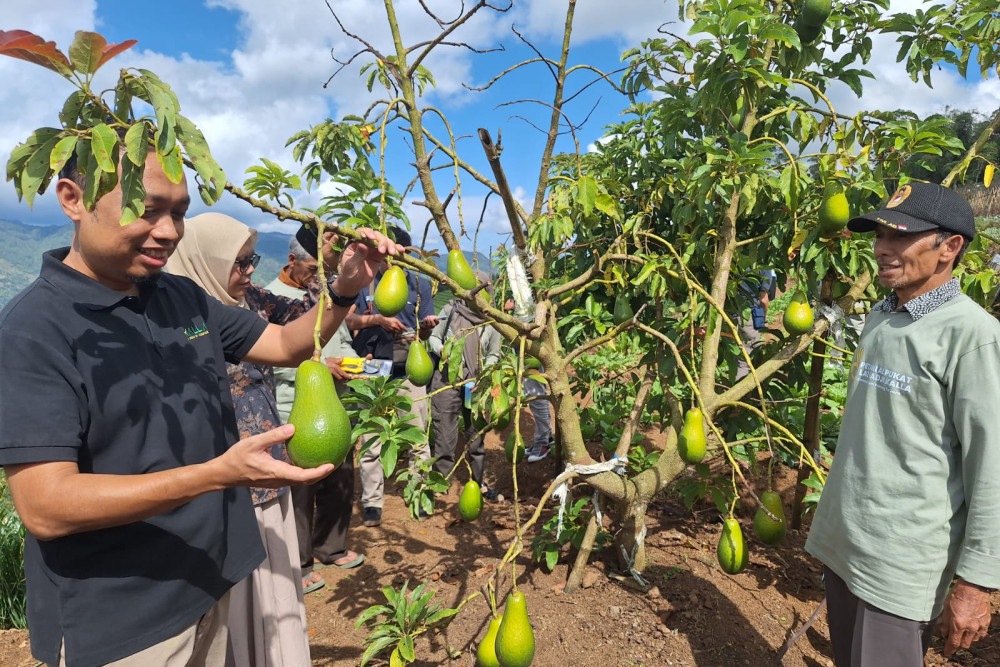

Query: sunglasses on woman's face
[[234, 253, 261, 274]]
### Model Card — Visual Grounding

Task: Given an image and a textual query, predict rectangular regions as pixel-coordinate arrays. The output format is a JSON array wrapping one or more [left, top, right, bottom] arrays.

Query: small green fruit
[[447, 249, 478, 290], [678, 408, 707, 464], [287, 360, 353, 468], [459, 480, 483, 521], [817, 184, 850, 236], [405, 340, 434, 387], [496, 591, 535, 667], [373, 265, 409, 317], [612, 294, 634, 325], [753, 490, 787, 546], [477, 615, 503, 667], [505, 432, 526, 464], [783, 292, 814, 335], [717, 518, 749, 575]]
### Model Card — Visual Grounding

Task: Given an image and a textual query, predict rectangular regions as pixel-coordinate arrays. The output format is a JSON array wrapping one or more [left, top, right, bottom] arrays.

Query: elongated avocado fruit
[[794, 15, 824, 45], [783, 291, 814, 335], [459, 480, 483, 521], [505, 431, 526, 464], [495, 591, 535, 667], [287, 360, 353, 468], [373, 265, 408, 317], [447, 249, 478, 290], [717, 518, 749, 575], [477, 615, 503, 667], [799, 0, 832, 28], [753, 490, 787, 545], [406, 340, 434, 386], [678, 408, 707, 464], [612, 293, 634, 325]]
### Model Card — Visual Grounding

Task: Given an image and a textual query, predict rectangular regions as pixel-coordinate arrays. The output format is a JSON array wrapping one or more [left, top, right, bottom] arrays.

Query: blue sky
[[1, 0, 997, 256]]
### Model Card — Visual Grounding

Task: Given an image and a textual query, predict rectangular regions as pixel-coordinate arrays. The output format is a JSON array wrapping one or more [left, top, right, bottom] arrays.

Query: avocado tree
[[4, 0, 1000, 661]]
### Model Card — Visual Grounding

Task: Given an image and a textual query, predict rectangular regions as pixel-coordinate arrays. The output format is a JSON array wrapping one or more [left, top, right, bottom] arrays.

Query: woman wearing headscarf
[[166, 212, 315, 667]]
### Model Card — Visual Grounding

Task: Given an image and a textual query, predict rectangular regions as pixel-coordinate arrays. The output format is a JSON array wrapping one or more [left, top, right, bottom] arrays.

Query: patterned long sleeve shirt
[[230, 282, 316, 505]]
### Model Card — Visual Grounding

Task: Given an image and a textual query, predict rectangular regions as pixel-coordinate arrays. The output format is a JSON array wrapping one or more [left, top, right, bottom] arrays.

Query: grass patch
[[0, 473, 27, 629]]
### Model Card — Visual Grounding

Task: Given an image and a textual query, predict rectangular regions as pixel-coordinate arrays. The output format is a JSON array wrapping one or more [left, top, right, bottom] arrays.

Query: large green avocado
[[286, 360, 353, 468]]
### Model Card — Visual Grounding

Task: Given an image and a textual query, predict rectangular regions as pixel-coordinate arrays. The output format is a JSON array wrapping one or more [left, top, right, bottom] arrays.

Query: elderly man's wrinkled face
[[288, 254, 318, 287], [873, 226, 962, 304]]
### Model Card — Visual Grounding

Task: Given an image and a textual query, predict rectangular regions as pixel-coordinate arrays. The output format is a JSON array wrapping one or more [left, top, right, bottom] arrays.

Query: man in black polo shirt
[[0, 151, 401, 667]]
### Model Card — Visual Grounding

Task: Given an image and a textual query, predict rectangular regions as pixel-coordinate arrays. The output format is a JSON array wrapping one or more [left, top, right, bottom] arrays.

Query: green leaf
[[118, 157, 146, 225], [90, 124, 119, 173], [397, 636, 415, 662], [595, 192, 618, 218], [123, 122, 149, 167], [59, 90, 87, 127], [68, 31, 105, 75], [19, 133, 62, 207], [545, 548, 559, 571], [577, 175, 597, 216], [48, 135, 77, 174], [359, 636, 396, 667], [67, 31, 137, 75], [357, 604, 393, 628], [157, 145, 184, 185]]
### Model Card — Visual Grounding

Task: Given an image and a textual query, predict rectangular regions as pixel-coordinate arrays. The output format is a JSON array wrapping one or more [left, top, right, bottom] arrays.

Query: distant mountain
[[0, 220, 292, 309], [0, 219, 493, 310]]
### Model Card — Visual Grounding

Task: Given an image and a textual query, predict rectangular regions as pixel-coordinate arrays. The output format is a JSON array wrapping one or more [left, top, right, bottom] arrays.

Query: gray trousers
[[292, 451, 354, 572], [359, 379, 430, 509], [524, 378, 552, 447], [430, 374, 485, 485], [824, 567, 935, 667]]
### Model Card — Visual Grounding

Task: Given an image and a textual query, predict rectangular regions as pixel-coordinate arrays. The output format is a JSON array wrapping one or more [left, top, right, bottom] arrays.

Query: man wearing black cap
[[805, 182, 1000, 665]]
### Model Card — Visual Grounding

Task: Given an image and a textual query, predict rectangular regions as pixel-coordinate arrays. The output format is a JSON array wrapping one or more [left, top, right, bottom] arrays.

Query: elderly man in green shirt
[[805, 182, 1000, 666]]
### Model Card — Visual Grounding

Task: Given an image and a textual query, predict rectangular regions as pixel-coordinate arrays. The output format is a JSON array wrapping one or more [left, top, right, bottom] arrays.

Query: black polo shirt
[[0, 248, 268, 667]]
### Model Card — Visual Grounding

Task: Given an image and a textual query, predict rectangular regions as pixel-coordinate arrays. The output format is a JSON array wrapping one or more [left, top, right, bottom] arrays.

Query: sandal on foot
[[315, 551, 365, 570], [302, 573, 326, 594]]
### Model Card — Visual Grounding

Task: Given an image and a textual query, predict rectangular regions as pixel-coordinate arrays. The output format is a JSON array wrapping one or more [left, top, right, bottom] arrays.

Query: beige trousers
[[57, 592, 230, 667], [225, 492, 311, 667], [359, 379, 431, 509]]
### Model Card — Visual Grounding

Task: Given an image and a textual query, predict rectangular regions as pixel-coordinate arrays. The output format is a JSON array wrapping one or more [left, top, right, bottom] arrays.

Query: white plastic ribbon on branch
[[506, 251, 535, 322], [551, 456, 626, 541], [817, 302, 845, 342]]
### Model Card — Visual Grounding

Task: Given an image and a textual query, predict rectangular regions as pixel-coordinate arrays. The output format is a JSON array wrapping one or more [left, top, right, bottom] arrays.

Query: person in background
[[266, 229, 365, 594], [428, 271, 501, 498], [347, 225, 438, 526], [503, 298, 554, 463], [804, 182, 1000, 665], [0, 145, 400, 667], [735, 269, 776, 381]]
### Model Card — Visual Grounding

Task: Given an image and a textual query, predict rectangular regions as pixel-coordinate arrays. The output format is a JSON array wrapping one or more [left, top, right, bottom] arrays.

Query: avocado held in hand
[[286, 360, 352, 468], [373, 265, 409, 317]]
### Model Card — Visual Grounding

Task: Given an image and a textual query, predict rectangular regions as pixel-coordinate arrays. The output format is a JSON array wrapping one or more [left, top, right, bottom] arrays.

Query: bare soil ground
[[2, 418, 998, 667]]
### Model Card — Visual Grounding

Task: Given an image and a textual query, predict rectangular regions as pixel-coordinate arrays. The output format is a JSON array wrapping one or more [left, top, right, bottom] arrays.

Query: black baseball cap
[[847, 182, 975, 239]]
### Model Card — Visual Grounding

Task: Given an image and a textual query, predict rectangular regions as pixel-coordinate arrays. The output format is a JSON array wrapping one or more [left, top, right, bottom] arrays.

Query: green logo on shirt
[[184, 323, 209, 340]]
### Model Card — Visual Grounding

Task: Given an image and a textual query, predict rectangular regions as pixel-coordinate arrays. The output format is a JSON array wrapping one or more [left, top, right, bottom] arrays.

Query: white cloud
[[0, 0, 995, 255]]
